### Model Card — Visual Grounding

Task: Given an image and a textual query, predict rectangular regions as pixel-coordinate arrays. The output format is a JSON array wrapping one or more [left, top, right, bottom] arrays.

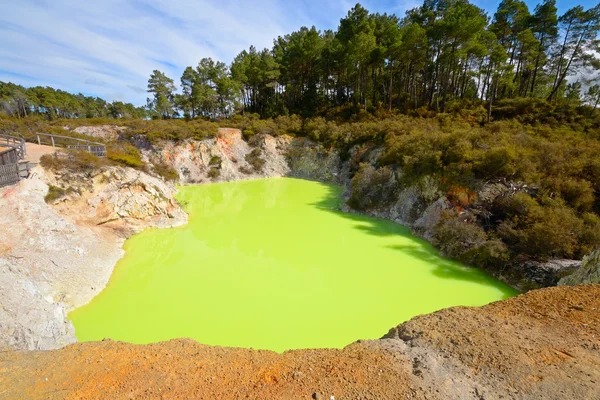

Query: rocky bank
[[0, 165, 186, 350], [143, 128, 589, 291]]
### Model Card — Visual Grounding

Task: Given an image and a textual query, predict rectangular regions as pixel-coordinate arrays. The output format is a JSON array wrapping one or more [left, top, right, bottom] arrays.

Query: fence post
[[37, 135, 41, 145], [51, 136, 55, 147]]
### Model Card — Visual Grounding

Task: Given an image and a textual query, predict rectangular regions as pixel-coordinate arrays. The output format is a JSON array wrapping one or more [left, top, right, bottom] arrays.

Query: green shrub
[[578, 213, 600, 257], [151, 159, 179, 182], [245, 148, 265, 172], [40, 150, 108, 173], [209, 155, 222, 168], [348, 163, 396, 210], [107, 143, 144, 168], [44, 185, 67, 203], [208, 168, 220, 179], [432, 212, 488, 260], [462, 239, 510, 269], [496, 198, 583, 259]]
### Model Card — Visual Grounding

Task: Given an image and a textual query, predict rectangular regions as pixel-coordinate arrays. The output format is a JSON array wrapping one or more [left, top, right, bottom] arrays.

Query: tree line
[[0, 82, 146, 119], [147, 0, 600, 120], [2, 1, 599, 121]]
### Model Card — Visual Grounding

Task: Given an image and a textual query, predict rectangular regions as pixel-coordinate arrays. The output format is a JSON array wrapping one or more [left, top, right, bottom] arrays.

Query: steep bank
[[2, 285, 598, 399], [0, 165, 186, 350], [142, 128, 587, 291]]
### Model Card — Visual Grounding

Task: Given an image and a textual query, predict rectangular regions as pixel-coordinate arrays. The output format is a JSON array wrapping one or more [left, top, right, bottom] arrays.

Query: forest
[[1, 0, 600, 121]]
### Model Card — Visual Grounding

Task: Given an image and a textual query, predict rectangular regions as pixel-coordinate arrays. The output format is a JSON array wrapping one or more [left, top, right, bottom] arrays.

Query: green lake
[[69, 178, 518, 352]]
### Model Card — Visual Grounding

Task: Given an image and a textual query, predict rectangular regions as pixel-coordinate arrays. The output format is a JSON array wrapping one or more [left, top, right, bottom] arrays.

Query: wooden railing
[[36, 133, 107, 157], [0, 163, 29, 188], [0, 135, 30, 188], [0, 134, 26, 163], [0, 147, 19, 166], [0, 163, 20, 187]]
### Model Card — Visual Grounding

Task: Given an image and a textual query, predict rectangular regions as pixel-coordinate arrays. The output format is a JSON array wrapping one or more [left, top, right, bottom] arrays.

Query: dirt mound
[[1, 285, 598, 399]]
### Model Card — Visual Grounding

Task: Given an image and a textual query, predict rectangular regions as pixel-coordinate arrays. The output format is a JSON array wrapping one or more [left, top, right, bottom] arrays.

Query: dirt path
[[1, 285, 598, 399], [24, 143, 57, 164]]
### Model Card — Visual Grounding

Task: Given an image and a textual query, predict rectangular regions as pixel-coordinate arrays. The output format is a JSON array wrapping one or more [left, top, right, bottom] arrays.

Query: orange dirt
[[1, 285, 599, 399], [24, 143, 57, 164]]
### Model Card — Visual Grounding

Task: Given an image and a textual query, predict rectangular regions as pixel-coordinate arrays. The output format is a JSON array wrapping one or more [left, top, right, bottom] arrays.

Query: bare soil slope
[[1, 285, 598, 400]]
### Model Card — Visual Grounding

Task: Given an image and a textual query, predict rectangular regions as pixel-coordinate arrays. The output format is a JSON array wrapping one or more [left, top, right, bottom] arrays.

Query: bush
[[462, 239, 510, 269], [107, 143, 144, 168], [44, 185, 67, 203], [209, 155, 222, 168], [151, 159, 179, 182], [40, 150, 108, 173], [496, 198, 583, 259], [208, 168, 220, 179], [245, 148, 265, 172], [348, 163, 396, 210], [432, 212, 488, 260]]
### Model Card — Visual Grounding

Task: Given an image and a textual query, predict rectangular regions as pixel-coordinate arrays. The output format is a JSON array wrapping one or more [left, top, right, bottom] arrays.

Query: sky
[[0, 0, 595, 106]]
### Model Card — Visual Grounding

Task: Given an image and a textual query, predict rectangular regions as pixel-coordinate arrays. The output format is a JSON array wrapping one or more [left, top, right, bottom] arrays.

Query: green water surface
[[69, 178, 517, 351]]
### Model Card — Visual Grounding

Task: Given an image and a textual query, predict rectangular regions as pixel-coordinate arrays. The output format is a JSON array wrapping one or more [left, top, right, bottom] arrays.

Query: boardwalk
[[0, 132, 109, 188]]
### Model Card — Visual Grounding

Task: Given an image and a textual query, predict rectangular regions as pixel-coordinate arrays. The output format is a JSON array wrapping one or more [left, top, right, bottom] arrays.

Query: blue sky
[[0, 0, 594, 105]]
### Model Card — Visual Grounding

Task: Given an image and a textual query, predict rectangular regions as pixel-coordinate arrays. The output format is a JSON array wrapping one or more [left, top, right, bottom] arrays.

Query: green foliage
[[44, 185, 67, 203], [245, 148, 266, 172], [208, 168, 220, 179], [147, 70, 177, 119], [151, 159, 179, 182], [494, 193, 594, 259], [347, 163, 396, 210], [3, 1, 600, 122], [106, 143, 144, 168], [0, 81, 144, 120], [433, 212, 487, 259], [124, 119, 218, 142], [40, 150, 108, 173], [209, 155, 222, 168]]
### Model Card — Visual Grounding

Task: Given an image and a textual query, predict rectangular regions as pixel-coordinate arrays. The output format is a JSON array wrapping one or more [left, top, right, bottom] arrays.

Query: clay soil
[[1, 285, 599, 400]]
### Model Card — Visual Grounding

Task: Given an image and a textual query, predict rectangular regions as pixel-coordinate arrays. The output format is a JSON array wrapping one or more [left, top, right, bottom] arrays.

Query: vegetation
[[245, 148, 266, 172], [151, 1, 600, 120], [3, 1, 600, 121], [150, 159, 180, 182], [44, 185, 68, 203], [3, 0, 600, 270], [0, 82, 145, 119], [106, 143, 145, 168]]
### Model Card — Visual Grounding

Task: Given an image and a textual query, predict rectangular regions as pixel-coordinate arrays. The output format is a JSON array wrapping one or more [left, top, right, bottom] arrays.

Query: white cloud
[[0, 0, 423, 105]]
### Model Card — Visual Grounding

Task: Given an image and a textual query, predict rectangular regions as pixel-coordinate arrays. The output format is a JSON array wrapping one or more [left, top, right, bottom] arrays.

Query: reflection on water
[[69, 177, 518, 352]]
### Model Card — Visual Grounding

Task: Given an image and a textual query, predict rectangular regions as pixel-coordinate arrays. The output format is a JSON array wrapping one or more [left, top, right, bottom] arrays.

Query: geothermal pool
[[69, 178, 517, 351]]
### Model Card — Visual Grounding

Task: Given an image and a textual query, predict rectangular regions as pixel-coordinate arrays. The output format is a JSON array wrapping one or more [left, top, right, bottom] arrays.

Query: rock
[[71, 125, 127, 142], [509, 259, 582, 291], [559, 248, 600, 286], [149, 129, 293, 184], [0, 165, 188, 350], [412, 198, 449, 240], [312, 392, 322, 399], [287, 138, 343, 184]]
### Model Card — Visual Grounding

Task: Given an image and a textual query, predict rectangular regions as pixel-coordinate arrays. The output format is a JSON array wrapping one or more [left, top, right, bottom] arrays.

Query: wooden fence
[[36, 133, 107, 157], [0, 147, 19, 165], [0, 134, 26, 161], [0, 163, 19, 187], [1, 132, 107, 188]]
